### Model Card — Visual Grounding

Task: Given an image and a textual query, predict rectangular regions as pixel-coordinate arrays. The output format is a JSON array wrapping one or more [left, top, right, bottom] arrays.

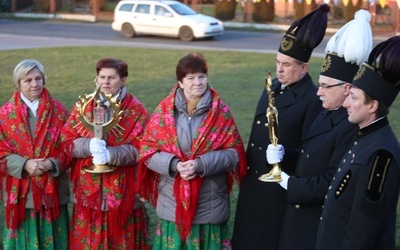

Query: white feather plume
[[325, 9, 372, 65]]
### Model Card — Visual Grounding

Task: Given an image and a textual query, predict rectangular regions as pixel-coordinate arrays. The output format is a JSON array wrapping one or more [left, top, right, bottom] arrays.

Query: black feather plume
[[368, 36, 400, 88], [287, 4, 330, 49]]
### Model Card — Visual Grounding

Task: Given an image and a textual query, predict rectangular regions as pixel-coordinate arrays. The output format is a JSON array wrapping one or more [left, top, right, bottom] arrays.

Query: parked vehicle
[[112, 0, 224, 41]]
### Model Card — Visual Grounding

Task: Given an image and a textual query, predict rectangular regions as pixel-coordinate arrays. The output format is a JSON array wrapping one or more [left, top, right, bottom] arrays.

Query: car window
[[135, 4, 151, 14], [119, 3, 135, 12], [155, 5, 171, 16], [168, 3, 196, 15]]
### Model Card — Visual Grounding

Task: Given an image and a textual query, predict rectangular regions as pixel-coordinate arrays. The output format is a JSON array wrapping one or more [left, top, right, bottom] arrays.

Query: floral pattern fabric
[[3, 206, 69, 250], [61, 92, 150, 249], [0, 88, 69, 230], [153, 220, 232, 250], [69, 205, 149, 250], [137, 85, 247, 240]]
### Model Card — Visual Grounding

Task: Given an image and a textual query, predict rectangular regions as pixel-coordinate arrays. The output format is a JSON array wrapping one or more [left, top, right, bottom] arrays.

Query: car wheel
[[179, 26, 194, 41], [121, 23, 135, 38]]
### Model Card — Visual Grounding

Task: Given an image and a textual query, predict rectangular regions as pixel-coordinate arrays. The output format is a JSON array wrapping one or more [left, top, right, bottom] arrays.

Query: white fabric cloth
[[20, 92, 39, 117]]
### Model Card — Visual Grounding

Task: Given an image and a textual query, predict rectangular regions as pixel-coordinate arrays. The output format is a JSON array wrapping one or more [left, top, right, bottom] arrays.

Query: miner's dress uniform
[[315, 118, 400, 250], [278, 107, 358, 250], [232, 74, 322, 250]]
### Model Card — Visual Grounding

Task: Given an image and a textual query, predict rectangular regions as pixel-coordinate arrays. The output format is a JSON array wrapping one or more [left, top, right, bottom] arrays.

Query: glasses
[[317, 82, 345, 89]]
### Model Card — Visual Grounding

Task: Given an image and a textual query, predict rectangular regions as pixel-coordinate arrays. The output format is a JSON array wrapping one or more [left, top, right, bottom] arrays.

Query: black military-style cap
[[320, 53, 360, 83], [352, 36, 400, 107], [320, 9, 372, 83], [278, 4, 330, 63]]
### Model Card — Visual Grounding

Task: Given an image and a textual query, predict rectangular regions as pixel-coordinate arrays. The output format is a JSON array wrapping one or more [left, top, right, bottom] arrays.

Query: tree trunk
[[50, 0, 56, 13], [244, 0, 253, 22], [11, 0, 16, 12], [92, 0, 99, 15], [192, 0, 198, 12]]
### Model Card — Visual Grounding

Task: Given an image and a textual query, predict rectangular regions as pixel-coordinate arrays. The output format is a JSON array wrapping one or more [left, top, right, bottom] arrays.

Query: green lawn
[[0, 47, 399, 247]]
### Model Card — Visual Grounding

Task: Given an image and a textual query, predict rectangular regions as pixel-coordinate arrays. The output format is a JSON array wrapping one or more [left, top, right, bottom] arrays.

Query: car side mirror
[[164, 12, 173, 17]]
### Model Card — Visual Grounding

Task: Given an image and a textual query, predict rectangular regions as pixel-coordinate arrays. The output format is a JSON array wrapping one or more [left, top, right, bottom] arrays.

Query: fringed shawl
[[0, 88, 69, 229], [60, 93, 149, 236]]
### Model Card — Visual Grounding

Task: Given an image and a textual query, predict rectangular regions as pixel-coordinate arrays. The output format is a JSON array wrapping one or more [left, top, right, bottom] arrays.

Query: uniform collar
[[357, 117, 388, 138], [273, 73, 313, 97]]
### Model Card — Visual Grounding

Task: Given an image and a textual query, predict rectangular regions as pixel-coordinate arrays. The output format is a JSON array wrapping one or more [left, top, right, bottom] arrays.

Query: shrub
[[332, 5, 344, 19], [1, 0, 11, 12], [214, 0, 237, 21], [35, 0, 50, 12], [252, 0, 275, 23]]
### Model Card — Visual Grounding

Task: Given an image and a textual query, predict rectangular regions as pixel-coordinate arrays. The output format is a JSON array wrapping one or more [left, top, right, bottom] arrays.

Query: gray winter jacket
[[148, 88, 239, 224]]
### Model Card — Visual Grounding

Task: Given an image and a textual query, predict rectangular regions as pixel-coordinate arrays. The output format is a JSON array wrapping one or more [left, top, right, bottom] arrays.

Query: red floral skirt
[[69, 204, 149, 250]]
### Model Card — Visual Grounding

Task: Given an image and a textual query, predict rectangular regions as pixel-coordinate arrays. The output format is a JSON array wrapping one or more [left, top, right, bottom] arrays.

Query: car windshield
[[168, 3, 197, 15]]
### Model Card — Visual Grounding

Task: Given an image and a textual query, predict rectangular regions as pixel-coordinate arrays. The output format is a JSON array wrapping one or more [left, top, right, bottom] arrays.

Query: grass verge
[[0, 47, 399, 247]]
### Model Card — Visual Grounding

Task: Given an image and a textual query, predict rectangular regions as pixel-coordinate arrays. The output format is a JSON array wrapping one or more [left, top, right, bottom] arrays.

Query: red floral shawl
[[61, 92, 149, 233], [137, 85, 247, 239], [0, 88, 69, 229]]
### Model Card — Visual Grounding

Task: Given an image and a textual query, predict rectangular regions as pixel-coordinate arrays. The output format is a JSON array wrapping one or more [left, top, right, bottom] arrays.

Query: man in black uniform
[[232, 4, 329, 249], [315, 36, 400, 250], [266, 9, 373, 250]]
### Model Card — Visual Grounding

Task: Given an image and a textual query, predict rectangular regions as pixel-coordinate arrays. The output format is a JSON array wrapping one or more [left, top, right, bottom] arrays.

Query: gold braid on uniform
[[361, 150, 392, 218]]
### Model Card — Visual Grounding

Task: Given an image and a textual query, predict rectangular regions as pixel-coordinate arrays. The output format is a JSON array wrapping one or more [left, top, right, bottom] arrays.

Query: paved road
[[0, 19, 392, 55], [0, 19, 303, 54]]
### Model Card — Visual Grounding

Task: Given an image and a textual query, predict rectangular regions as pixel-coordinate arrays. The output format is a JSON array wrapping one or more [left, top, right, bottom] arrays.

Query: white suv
[[111, 0, 224, 41]]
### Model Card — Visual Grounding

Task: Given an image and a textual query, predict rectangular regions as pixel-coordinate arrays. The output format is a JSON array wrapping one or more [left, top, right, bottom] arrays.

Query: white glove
[[278, 171, 290, 190], [266, 144, 285, 164], [92, 149, 110, 165], [89, 138, 107, 155]]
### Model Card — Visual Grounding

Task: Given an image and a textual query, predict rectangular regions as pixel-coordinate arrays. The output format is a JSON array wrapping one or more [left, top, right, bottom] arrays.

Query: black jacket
[[279, 107, 358, 250], [232, 73, 322, 250], [315, 118, 400, 250]]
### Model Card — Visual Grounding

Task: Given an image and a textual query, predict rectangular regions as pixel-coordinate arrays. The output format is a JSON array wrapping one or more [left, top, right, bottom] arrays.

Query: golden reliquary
[[74, 87, 125, 174]]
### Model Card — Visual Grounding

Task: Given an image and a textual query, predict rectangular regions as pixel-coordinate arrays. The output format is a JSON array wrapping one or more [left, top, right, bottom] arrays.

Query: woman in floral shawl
[[0, 59, 70, 249], [137, 52, 247, 249], [61, 58, 150, 249]]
